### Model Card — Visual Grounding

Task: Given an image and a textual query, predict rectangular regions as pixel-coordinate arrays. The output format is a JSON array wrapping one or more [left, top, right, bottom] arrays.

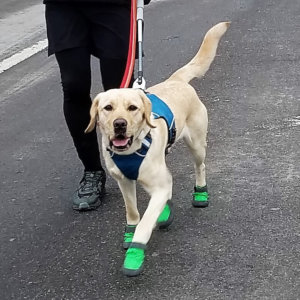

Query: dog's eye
[[104, 105, 113, 111], [128, 105, 138, 111]]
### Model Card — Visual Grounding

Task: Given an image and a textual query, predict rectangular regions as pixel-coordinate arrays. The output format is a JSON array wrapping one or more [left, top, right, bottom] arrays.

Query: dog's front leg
[[122, 168, 172, 276], [117, 178, 140, 249]]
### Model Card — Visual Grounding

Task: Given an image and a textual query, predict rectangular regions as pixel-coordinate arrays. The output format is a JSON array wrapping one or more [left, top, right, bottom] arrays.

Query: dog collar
[[108, 94, 176, 180]]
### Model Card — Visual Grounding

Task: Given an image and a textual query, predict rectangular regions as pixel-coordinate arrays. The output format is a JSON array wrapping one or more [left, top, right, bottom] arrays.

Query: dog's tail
[[168, 22, 230, 83]]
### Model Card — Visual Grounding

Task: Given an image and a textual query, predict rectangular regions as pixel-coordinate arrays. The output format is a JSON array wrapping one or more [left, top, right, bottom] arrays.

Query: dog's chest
[[108, 94, 176, 180]]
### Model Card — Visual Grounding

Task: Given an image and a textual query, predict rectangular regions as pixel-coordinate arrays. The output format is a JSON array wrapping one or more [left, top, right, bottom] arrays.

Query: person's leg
[[55, 47, 101, 171], [55, 47, 106, 210]]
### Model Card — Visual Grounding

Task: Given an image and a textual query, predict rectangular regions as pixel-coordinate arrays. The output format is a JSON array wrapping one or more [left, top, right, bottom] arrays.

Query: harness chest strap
[[108, 94, 176, 180], [109, 134, 151, 180]]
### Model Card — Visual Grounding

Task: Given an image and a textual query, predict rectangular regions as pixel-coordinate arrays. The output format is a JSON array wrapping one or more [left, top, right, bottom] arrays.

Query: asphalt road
[[0, 0, 299, 299]]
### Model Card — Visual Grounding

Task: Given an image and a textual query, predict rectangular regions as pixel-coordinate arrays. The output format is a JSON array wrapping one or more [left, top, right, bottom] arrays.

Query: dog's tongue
[[112, 138, 129, 147]]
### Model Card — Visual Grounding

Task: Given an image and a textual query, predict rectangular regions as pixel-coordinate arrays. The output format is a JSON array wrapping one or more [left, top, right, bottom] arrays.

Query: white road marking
[[0, 0, 168, 75], [0, 3, 46, 74], [0, 39, 48, 74], [285, 116, 300, 127]]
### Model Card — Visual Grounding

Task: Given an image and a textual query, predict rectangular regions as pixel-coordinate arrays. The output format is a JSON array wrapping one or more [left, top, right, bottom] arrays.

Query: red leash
[[120, 0, 137, 88]]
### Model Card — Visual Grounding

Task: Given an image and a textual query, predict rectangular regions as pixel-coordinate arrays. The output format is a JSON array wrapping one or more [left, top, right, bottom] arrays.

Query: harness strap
[[108, 134, 152, 180], [146, 94, 176, 148], [108, 94, 176, 180]]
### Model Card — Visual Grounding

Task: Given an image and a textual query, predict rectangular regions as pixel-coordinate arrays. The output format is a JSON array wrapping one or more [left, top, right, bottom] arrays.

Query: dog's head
[[85, 89, 155, 153]]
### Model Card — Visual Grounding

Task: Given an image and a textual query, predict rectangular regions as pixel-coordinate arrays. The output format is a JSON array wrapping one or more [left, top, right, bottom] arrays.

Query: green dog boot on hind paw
[[122, 242, 146, 277], [192, 185, 209, 208], [123, 224, 137, 249], [157, 200, 174, 229]]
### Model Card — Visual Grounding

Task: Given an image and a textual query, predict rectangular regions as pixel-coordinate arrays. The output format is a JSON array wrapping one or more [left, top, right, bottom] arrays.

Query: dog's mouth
[[110, 135, 133, 151]]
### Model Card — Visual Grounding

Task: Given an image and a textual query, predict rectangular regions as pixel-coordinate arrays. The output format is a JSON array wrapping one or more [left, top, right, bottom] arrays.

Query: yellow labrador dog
[[86, 22, 229, 276]]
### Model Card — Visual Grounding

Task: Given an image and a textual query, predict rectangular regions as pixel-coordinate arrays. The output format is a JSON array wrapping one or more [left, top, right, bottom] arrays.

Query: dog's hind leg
[[183, 110, 209, 207]]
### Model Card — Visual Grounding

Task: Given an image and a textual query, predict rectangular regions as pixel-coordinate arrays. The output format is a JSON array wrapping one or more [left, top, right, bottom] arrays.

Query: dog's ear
[[139, 91, 156, 128], [85, 96, 100, 133]]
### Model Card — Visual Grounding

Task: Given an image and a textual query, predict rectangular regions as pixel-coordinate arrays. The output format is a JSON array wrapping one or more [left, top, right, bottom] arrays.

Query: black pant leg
[[100, 57, 134, 91], [55, 47, 102, 171]]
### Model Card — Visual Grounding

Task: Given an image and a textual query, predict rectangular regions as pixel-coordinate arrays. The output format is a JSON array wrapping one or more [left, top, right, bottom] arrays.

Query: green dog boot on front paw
[[192, 185, 209, 208], [123, 224, 137, 249], [157, 200, 174, 229], [122, 243, 146, 277]]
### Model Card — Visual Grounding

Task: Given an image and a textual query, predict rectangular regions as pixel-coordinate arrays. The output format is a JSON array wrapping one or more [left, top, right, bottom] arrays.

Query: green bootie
[[157, 200, 174, 229], [123, 225, 136, 249], [192, 185, 209, 207], [122, 243, 146, 277]]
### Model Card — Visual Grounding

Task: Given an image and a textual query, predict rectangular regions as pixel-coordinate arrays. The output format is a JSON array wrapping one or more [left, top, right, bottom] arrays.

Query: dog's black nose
[[113, 118, 127, 131]]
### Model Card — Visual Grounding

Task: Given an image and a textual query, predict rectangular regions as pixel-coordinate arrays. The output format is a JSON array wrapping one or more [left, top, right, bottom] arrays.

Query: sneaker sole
[[72, 189, 105, 211]]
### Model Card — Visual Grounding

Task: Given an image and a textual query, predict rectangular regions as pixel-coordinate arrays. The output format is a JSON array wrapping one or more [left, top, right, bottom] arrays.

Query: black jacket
[[43, 0, 151, 4]]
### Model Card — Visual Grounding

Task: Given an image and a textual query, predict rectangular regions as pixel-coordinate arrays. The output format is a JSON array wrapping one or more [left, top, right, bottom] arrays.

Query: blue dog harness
[[108, 94, 176, 180]]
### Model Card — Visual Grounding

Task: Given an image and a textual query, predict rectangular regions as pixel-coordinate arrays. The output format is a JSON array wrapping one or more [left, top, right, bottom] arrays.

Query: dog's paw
[[157, 200, 174, 229], [192, 185, 209, 208], [122, 243, 146, 277], [123, 224, 137, 249]]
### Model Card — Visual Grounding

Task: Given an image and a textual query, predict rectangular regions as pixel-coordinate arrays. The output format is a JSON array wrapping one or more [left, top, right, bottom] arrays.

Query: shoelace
[[79, 172, 101, 192]]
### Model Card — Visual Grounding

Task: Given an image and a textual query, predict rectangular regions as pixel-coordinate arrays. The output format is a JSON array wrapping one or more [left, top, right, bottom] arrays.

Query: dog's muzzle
[[110, 118, 133, 151]]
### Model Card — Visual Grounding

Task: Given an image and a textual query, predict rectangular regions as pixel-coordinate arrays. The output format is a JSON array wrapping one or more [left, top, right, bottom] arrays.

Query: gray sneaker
[[72, 170, 106, 211]]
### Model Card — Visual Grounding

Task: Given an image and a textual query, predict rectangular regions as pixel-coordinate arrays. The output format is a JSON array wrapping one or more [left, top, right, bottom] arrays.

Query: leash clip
[[133, 77, 146, 90]]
